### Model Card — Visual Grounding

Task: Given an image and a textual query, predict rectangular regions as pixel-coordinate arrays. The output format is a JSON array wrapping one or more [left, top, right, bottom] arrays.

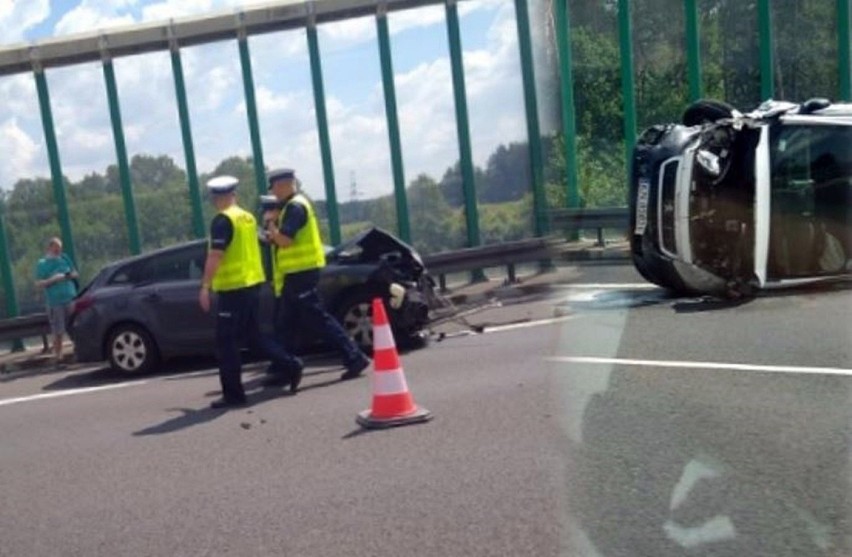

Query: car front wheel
[[107, 324, 159, 373], [334, 291, 379, 353]]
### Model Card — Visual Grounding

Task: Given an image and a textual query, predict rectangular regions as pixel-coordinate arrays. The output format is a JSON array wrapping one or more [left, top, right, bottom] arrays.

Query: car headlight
[[389, 283, 406, 309]]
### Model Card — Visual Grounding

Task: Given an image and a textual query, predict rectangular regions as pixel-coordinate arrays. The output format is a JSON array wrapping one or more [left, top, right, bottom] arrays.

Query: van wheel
[[107, 324, 159, 374], [682, 99, 736, 127]]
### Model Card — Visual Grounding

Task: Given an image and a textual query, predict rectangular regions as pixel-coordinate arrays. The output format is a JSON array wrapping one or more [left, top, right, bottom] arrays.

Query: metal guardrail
[[423, 207, 630, 290], [549, 207, 630, 245], [424, 236, 562, 290], [0, 313, 49, 349], [0, 208, 632, 350]]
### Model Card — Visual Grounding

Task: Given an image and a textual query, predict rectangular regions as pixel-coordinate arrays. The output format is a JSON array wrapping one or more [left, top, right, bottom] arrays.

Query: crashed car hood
[[326, 227, 425, 273]]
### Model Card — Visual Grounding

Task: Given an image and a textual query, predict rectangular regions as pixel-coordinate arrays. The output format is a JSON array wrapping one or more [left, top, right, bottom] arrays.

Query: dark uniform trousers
[[216, 284, 301, 401], [275, 269, 364, 367]]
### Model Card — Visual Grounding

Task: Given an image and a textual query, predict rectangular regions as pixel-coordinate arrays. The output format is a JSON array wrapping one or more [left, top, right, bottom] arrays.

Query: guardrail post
[[514, 0, 549, 241], [307, 13, 342, 246], [507, 263, 517, 284], [376, 5, 411, 244], [101, 41, 142, 255], [0, 204, 23, 352], [554, 0, 580, 222], [514, 0, 554, 274], [617, 0, 637, 182], [169, 32, 205, 239], [684, 0, 703, 102], [758, 0, 774, 100], [445, 0, 486, 283], [33, 53, 76, 264], [237, 18, 267, 198], [839, 0, 851, 101]]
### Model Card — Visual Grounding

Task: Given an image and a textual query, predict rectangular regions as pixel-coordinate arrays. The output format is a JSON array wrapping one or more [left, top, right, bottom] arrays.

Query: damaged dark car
[[631, 98, 852, 297], [68, 227, 436, 373]]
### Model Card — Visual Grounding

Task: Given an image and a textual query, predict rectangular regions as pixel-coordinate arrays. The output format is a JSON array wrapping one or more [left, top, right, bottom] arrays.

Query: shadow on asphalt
[[40, 355, 220, 391], [39, 351, 352, 392], [131, 367, 358, 436], [132, 386, 292, 436], [673, 279, 852, 313]]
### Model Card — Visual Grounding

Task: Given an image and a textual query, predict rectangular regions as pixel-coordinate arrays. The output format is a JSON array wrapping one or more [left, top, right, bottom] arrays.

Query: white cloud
[[0, 118, 40, 189], [0, 0, 50, 44], [54, 2, 136, 36]]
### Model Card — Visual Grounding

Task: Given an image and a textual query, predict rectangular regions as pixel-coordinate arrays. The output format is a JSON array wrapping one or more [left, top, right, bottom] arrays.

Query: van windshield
[[767, 124, 852, 279]]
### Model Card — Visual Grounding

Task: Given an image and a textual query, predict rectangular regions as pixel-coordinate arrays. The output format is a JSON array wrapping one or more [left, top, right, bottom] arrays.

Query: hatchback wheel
[[336, 292, 375, 352], [107, 324, 159, 373]]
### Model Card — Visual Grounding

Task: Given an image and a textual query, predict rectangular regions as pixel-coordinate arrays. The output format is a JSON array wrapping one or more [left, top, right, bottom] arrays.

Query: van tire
[[682, 99, 737, 127]]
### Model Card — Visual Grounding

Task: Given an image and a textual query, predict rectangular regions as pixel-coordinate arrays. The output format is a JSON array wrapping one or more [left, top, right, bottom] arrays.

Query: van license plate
[[634, 178, 650, 235]]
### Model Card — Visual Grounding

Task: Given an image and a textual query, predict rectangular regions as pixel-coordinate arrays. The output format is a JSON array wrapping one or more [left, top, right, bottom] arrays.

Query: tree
[[407, 174, 464, 253]]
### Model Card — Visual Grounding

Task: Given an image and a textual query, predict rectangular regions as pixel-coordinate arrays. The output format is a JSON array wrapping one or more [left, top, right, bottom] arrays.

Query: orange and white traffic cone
[[356, 298, 432, 429]]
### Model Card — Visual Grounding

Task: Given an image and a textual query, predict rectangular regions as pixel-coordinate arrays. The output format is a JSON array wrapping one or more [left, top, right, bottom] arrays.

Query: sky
[[0, 0, 556, 201]]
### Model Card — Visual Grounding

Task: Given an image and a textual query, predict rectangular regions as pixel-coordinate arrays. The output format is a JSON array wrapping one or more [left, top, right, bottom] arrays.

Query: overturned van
[[630, 98, 852, 297]]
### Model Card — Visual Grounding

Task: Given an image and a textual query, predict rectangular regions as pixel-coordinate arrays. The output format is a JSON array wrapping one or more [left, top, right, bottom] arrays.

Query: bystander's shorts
[[47, 303, 72, 336]]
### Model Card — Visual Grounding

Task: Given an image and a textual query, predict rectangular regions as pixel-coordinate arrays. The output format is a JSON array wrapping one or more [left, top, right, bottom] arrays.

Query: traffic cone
[[356, 298, 432, 429]]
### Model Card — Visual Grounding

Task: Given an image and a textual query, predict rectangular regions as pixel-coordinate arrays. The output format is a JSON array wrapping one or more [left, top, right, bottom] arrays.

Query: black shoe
[[288, 363, 303, 394], [341, 356, 370, 381], [210, 397, 247, 409], [261, 374, 290, 388]]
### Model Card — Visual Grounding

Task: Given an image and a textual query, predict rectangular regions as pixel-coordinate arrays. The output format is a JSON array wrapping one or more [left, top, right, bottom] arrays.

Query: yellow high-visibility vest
[[211, 205, 265, 292], [272, 194, 326, 296]]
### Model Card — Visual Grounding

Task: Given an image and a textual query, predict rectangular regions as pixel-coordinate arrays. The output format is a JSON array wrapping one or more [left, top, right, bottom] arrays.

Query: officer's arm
[[201, 250, 224, 289], [267, 203, 305, 249], [266, 226, 295, 248]]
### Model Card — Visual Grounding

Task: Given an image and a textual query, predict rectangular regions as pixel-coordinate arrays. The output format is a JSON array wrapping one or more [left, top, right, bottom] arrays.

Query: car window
[[107, 260, 148, 286], [769, 124, 852, 278], [106, 245, 206, 286]]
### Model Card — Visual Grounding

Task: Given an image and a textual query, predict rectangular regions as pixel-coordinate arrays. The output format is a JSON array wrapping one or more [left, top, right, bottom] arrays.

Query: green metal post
[[33, 67, 76, 264], [445, 0, 481, 248], [102, 57, 141, 254], [839, 0, 851, 101], [758, 0, 774, 100], [238, 32, 267, 198], [554, 0, 580, 212], [307, 20, 342, 246], [617, 0, 637, 173], [514, 0, 549, 238], [0, 203, 24, 350], [376, 8, 411, 243], [684, 0, 703, 102], [170, 43, 205, 238]]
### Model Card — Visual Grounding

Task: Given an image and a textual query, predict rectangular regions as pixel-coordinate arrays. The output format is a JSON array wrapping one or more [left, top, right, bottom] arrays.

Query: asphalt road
[[1, 263, 850, 556]]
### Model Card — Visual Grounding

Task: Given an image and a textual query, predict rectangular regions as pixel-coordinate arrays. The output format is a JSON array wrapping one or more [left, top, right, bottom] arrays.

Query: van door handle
[[144, 292, 162, 303]]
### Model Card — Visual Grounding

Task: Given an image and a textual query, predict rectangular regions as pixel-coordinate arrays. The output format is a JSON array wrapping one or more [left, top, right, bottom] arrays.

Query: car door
[[134, 244, 213, 353]]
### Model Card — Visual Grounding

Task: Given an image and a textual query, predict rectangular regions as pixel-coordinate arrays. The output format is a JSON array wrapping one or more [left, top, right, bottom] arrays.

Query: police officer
[[263, 168, 370, 382], [199, 175, 303, 408]]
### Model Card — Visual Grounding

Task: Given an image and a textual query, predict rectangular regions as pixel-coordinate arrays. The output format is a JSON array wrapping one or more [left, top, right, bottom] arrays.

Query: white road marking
[[482, 315, 577, 333], [0, 381, 146, 408], [553, 283, 658, 289], [548, 356, 852, 377], [0, 368, 218, 409]]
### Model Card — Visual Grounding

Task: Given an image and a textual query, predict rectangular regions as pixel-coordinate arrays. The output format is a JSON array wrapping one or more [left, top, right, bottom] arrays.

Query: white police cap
[[266, 168, 295, 189], [206, 175, 239, 195]]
